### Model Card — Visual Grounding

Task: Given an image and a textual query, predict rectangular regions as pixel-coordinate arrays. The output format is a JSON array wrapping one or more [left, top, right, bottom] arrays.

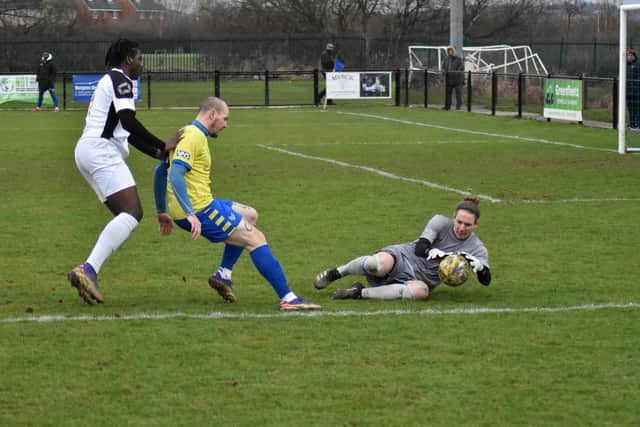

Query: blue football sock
[[249, 245, 291, 299], [221, 244, 243, 271], [50, 91, 59, 108]]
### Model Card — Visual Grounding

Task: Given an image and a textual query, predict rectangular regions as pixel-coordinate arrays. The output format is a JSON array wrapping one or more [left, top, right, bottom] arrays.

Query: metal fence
[[0, 35, 621, 76], [1, 69, 619, 128]]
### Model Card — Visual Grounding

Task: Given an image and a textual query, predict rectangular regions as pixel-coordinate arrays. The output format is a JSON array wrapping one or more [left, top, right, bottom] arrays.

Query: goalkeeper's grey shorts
[[367, 243, 418, 287]]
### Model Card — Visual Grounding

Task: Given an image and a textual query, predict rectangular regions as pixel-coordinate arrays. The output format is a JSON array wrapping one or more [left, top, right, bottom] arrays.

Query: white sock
[[362, 284, 412, 300], [217, 267, 233, 280], [337, 256, 370, 276], [86, 212, 139, 273], [282, 291, 297, 302]]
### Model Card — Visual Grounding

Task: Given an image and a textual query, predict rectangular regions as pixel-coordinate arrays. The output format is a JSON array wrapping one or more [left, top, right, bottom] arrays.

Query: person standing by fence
[[442, 46, 465, 111], [627, 48, 640, 130], [317, 43, 336, 105], [33, 51, 60, 112]]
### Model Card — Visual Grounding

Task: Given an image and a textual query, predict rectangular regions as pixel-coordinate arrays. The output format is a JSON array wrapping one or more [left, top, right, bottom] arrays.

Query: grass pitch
[[1, 105, 639, 426]]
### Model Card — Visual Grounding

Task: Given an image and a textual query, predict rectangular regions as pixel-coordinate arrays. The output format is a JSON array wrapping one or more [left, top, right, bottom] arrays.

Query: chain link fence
[[0, 35, 620, 76]]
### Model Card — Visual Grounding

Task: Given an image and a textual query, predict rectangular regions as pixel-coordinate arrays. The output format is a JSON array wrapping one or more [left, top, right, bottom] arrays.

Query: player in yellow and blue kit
[[153, 96, 321, 311]]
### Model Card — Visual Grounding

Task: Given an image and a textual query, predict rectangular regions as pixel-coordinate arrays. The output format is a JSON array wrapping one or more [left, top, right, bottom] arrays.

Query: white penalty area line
[[338, 111, 617, 153], [257, 144, 502, 203], [258, 145, 639, 205], [1, 302, 638, 324]]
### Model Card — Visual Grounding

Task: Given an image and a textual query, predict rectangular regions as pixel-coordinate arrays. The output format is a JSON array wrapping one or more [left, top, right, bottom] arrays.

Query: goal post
[[618, 1, 640, 153]]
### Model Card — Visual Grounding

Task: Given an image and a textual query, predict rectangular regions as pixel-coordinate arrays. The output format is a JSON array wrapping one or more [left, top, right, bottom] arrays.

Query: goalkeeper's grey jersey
[[375, 215, 489, 288]]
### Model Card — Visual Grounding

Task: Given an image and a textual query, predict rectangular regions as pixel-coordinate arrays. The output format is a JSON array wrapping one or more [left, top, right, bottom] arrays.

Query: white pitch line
[[274, 140, 489, 146], [258, 145, 640, 205], [338, 111, 617, 153], [1, 302, 637, 324], [257, 144, 502, 203], [513, 197, 640, 204]]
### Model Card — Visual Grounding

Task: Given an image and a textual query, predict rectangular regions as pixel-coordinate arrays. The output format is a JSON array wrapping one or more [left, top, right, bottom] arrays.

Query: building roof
[[126, 0, 166, 12], [82, 0, 122, 11]]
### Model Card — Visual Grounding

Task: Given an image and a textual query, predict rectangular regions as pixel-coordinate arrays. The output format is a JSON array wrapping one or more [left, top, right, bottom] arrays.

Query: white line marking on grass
[[258, 145, 639, 205], [1, 302, 638, 324], [276, 140, 489, 146], [338, 111, 617, 153], [514, 197, 640, 204], [257, 144, 502, 203]]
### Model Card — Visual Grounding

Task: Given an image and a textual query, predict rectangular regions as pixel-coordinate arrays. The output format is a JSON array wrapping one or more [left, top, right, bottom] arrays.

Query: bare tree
[[0, 0, 76, 35], [233, 0, 330, 32], [461, 0, 546, 40], [563, 0, 586, 37], [380, 0, 434, 37], [354, 0, 381, 34], [464, 0, 493, 37], [330, 0, 358, 33]]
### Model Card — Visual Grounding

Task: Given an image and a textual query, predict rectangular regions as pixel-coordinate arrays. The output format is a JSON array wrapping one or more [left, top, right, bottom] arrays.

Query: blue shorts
[[175, 199, 242, 243]]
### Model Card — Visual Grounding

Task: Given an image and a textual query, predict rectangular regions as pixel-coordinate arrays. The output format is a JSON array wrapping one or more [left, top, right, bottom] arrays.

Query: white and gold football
[[438, 254, 471, 287]]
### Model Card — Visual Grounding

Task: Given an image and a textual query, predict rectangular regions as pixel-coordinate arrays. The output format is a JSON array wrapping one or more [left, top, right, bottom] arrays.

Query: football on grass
[[438, 254, 471, 287]]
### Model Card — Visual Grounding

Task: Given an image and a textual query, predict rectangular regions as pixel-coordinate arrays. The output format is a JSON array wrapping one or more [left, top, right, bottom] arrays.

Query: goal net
[[618, 1, 640, 153], [408, 44, 548, 76]]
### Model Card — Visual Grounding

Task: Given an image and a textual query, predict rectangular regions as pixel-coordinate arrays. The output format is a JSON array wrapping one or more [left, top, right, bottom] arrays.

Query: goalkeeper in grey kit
[[313, 196, 491, 300]]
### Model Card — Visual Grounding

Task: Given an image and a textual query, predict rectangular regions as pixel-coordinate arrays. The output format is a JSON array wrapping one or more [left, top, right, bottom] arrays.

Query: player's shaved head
[[196, 97, 229, 138], [199, 97, 227, 114]]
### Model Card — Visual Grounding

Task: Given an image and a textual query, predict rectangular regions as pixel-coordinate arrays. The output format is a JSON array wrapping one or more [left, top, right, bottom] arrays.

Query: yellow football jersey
[[167, 123, 213, 219]]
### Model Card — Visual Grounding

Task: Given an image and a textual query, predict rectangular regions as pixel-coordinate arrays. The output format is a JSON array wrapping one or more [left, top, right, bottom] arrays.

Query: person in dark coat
[[34, 51, 60, 112], [442, 46, 465, 110], [317, 43, 336, 105], [627, 48, 640, 129]]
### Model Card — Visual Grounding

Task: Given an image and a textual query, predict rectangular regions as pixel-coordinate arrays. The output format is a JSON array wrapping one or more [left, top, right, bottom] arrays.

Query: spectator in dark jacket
[[442, 46, 465, 110], [627, 48, 640, 129], [317, 43, 336, 105], [34, 51, 60, 112]]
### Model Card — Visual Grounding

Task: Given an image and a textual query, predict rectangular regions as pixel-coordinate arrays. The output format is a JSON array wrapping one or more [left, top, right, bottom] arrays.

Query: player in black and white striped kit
[[314, 196, 491, 301], [68, 38, 179, 305]]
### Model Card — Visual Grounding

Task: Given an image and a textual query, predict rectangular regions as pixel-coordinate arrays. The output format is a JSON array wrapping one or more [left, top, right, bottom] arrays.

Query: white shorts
[[74, 137, 135, 202]]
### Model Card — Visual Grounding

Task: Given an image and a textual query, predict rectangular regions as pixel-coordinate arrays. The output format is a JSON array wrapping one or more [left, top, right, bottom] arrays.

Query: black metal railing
[[0, 69, 622, 128]]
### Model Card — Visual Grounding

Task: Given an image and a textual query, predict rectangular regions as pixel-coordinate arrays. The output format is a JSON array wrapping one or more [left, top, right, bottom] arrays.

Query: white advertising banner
[[326, 71, 392, 99], [0, 74, 40, 104]]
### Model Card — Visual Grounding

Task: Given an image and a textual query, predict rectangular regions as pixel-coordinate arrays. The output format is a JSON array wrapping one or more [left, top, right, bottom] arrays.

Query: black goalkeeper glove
[[414, 238, 432, 257]]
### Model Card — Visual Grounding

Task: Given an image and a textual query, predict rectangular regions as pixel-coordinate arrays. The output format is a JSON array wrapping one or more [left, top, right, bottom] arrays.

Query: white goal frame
[[618, 1, 640, 153], [408, 44, 548, 76]]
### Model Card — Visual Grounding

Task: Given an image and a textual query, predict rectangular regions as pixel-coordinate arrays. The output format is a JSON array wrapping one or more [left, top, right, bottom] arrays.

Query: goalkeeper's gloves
[[426, 248, 449, 260], [414, 238, 432, 257], [461, 252, 484, 273]]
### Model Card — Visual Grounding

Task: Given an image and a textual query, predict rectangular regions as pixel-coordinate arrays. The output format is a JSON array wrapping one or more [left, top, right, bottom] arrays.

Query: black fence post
[[147, 72, 151, 110], [404, 68, 409, 106], [424, 70, 428, 108], [214, 70, 220, 97], [517, 72, 523, 118], [467, 70, 472, 112], [62, 73, 67, 110], [265, 70, 270, 106], [491, 72, 497, 116], [582, 73, 588, 113], [313, 68, 319, 106], [613, 77, 618, 129], [395, 69, 401, 106], [546, 73, 551, 122]]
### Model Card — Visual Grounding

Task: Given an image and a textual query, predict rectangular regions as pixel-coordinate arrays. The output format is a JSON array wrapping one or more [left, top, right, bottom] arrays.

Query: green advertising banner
[[544, 78, 583, 122], [0, 74, 50, 105]]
